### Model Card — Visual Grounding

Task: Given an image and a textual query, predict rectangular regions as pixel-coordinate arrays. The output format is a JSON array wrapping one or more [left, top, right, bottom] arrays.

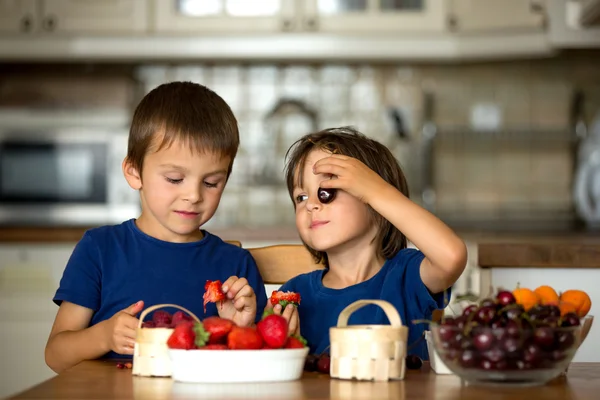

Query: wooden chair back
[[247, 244, 324, 284]]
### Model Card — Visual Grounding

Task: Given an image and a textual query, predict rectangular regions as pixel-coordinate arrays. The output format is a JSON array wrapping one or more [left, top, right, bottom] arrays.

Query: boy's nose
[[183, 187, 202, 203]]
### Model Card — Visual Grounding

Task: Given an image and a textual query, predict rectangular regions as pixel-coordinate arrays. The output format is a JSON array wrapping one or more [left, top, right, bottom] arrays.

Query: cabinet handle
[[304, 18, 317, 30], [20, 15, 33, 32], [447, 15, 458, 31], [43, 15, 57, 31], [282, 19, 293, 31]]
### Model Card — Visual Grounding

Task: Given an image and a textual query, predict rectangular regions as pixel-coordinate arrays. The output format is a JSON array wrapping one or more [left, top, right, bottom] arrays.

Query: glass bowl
[[428, 319, 582, 387]]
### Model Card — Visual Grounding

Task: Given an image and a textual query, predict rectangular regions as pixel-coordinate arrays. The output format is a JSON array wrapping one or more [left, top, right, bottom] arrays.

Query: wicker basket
[[330, 300, 408, 381], [132, 304, 200, 377]]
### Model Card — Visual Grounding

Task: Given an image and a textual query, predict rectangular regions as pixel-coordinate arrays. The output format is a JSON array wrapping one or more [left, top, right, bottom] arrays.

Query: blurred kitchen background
[[1, 0, 600, 397]]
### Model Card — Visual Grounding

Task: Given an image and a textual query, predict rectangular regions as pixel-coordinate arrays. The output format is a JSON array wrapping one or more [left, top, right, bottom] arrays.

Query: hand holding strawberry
[[102, 300, 144, 355], [217, 276, 257, 328]]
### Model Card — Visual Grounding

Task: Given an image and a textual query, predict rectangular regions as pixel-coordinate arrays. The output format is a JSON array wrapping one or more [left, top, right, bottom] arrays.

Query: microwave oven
[[0, 128, 139, 226]]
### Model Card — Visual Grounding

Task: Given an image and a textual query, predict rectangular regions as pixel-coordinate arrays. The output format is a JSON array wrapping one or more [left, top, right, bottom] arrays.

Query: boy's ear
[[122, 158, 142, 190]]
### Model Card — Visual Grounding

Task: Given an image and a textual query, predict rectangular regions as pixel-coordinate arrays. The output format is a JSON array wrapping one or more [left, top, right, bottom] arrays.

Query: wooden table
[[7, 361, 600, 400]]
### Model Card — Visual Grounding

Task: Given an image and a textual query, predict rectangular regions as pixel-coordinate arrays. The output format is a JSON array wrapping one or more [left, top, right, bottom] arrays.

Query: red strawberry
[[202, 316, 234, 344], [199, 344, 228, 350], [270, 291, 301, 308], [257, 314, 288, 349], [141, 321, 156, 328], [203, 280, 226, 313], [284, 336, 307, 349], [167, 321, 196, 350], [227, 326, 264, 350], [171, 311, 193, 327], [152, 310, 172, 325]]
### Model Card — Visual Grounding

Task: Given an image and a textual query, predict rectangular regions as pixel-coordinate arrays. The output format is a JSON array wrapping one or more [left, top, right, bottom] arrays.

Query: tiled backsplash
[[133, 53, 600, 229], [1, 52, 599, 230]]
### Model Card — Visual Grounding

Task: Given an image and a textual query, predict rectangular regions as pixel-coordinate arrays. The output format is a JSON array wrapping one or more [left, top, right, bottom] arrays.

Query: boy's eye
[[204, 181, 219, 188], [166, 177, 183, 184], [295, 194, 308, 203]]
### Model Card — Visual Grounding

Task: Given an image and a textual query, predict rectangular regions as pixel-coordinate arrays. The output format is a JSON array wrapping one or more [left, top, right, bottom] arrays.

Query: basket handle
[[336, 299, 403, 328], [137, 303, 201, 329]]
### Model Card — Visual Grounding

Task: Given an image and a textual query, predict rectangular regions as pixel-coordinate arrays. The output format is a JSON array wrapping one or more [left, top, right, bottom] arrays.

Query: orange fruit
[[512, 288, 539, 311], [558, 301, 578, 317], [534, 285, 560, 306], [560, 290, 592, 318]]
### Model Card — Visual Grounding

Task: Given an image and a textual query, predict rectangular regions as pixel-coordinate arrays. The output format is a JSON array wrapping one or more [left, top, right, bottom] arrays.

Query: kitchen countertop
[[2, 225, 600, 244], [478, 238, 600, 268], [8, 360, 600, 400]]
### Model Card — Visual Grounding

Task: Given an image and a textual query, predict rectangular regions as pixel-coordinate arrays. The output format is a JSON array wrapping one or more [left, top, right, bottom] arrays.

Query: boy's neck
[[322, 243, 384, 289]]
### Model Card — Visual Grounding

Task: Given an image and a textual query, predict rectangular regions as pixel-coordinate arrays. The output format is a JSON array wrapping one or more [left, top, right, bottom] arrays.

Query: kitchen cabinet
[[0, 0, 148, 35], [153, 0, 294, 33], [449, 0, 545, 33], [153, 0, 447, 34], [304, 0, 448, 33], [0, 0, 37, 34], [39, 0, 148, 34]]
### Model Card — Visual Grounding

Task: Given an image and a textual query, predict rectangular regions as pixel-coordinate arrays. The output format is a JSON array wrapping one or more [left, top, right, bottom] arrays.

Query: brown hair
[[126, 81, 239, 175], [284, 127, 409, 267]]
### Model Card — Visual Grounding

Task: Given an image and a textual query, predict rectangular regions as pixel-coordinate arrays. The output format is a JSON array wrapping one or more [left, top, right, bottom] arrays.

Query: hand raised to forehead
[[312, 155, 387, 205]]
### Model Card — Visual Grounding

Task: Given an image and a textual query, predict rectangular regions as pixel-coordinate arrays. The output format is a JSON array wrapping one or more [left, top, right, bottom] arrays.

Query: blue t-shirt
[[279, 248, 449, 361], [53, 219, 268, 359]]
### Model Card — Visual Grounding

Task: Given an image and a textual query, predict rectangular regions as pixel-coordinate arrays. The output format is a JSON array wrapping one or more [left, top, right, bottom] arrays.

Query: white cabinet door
[[152, 0, 295, 33], [303, 0, 448, 33], [0, 0, 37, 34], [450, 0, 545, 32], [40, 0, 148, 34]]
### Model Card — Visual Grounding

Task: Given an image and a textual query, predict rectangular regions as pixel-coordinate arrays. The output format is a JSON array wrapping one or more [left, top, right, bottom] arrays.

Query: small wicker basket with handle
[[330, 299, 408, 381], [132, 304, 200, 377]]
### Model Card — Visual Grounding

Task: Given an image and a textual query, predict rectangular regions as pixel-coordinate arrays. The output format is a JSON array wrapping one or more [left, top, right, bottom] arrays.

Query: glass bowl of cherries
[[428, 290, 583, 387]]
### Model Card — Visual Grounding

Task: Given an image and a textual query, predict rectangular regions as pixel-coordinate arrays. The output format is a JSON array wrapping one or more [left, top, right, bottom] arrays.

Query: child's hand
[[102, 300, 144, 355], [265, 303, 300, 336], [219, 276, 257, 327], [312, 154, 389, 205]]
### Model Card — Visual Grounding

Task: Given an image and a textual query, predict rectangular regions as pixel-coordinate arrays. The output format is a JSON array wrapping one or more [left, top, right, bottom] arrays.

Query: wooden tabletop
[[8, 361, 600, 400]]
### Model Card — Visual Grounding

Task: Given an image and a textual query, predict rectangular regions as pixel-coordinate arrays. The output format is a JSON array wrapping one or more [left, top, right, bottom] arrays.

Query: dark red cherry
[[460, 349, 478, 368], [496, 291, 516, 306], [474, 306, 496, 324], [317, 188, 336, 204], [472, 331, 495, 351], [317, 354, 331, 374], [561, 313, 581, 327], [533, 327, 555, 349], [462, 305, 477, 318], [503, 305, 525, 320], [405, 355, 423, 370], [557, 331, 575, 350], [304, 354, 319, 371]]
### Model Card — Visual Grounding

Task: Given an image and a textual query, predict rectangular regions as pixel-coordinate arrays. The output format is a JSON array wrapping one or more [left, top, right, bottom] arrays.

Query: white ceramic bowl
[[168, 347, 310, 383]]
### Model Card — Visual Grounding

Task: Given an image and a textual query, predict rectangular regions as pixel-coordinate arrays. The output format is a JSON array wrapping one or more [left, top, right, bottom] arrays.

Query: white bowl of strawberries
[[167, 312, 309, 383]]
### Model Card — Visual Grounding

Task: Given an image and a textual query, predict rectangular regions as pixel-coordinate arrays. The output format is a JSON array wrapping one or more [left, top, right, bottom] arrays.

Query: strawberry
[[199, 344, 228, 350], [171, 311, 193, 327], [152, 310, 172, 325], [167, 320, 196, 350], [202, 316, 234, 344], [141, 321, 155, 328], [257, 314, 288, 349], [270, 291, 301, 308], [284, 335, 307, 349], [227, 326, 264, 350], [203, 280, 226, 313]]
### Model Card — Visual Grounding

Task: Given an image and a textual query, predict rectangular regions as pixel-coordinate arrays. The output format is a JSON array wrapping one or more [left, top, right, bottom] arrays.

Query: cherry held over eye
[[317, 188, 336, 204]]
